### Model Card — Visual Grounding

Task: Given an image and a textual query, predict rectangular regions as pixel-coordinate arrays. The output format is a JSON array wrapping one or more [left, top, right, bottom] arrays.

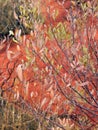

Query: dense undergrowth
[[0, 0, 98, 129]]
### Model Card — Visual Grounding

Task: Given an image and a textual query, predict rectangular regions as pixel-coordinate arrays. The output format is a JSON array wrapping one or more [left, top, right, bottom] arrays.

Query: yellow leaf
[[12, 37, 19, 43]]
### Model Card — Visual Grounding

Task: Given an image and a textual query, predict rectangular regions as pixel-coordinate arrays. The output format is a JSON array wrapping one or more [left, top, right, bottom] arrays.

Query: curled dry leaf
[[30, 91, 38, 98], [16, 64, 23, 82], [14, 90, 19, 101], [7, 50, 20, 60], [30, 91, 34, 97], [14, 29, 22, 41], [40, 98, 47, 108], [13, 10, 19, 20], [6, 50, 14, 60]]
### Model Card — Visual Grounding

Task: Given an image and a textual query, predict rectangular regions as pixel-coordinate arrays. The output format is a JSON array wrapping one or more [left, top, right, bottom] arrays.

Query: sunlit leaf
[[16, 64, 23, 82]]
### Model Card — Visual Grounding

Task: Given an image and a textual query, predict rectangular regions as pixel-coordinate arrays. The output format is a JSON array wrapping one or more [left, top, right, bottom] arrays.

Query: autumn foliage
[[0, 0, 98, 129]]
